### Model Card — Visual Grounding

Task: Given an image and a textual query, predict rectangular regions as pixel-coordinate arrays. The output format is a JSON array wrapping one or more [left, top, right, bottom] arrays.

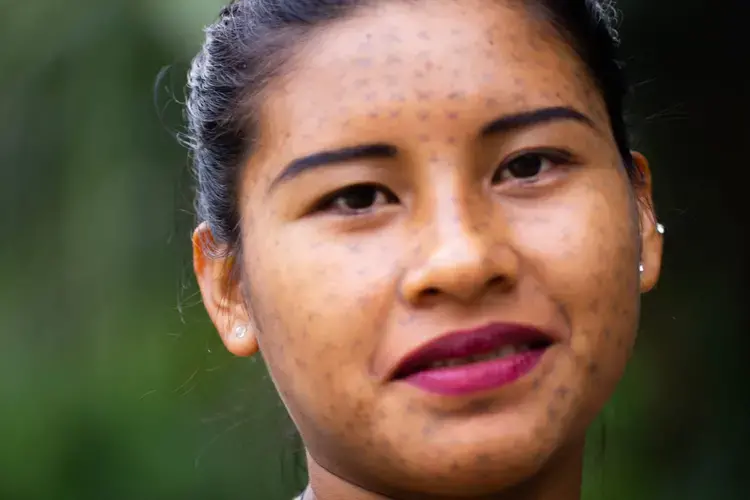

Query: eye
[[492, 150, 573, 184], [314, 183, 399, 215]]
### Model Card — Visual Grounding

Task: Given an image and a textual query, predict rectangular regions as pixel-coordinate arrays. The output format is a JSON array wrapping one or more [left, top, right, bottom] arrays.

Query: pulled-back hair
[[186, 0, 633, 254]]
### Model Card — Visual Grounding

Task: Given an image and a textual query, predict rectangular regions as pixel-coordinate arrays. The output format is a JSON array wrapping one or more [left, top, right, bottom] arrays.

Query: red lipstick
[[391, 323, 553, 396]]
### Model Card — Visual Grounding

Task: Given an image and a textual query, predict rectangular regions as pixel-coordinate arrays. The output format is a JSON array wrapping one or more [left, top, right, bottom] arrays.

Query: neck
[[302, 443, 584, 500]]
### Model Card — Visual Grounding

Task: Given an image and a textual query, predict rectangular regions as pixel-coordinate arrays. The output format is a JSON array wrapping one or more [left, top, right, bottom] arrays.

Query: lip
[[390, 322, 554, 396]]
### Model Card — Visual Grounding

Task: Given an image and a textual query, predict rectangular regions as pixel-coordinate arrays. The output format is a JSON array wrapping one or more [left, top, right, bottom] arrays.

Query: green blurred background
[[1, 0, 747, 499]]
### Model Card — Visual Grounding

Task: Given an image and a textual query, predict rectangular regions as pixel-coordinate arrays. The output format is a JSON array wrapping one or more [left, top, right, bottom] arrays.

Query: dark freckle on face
[[389, 110, 401, 118], [421, 422, 441, 438], [446, 111, 458, 120], [386, 54, 402, 64], [547, 406, 558, 421], [368, 111, 379, 119], [414, 70, 425, 78], [418, 134, 429, 142], [354, 78, 369, 88], [554, 386, 570, 399], [587, 361, 599, 375], [417, 110, 430, 120], [417, 91, 431, 101], [447, 136, 456, 144], [451, 28, 460, 36], [424, 60, 434, 71], [384, 30, 401, 43], [447, 91, 464, 100], [398, 314, 418, 326], [486, 97, 499, 108], [418, 31, 430, 40], [532, 377, 541, 390]]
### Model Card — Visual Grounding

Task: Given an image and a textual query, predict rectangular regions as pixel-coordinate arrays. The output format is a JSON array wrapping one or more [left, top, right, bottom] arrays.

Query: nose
[[399, 200, 519, 306]]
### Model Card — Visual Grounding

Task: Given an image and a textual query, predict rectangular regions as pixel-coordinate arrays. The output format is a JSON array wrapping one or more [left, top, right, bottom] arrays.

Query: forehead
[[259, 0, 604, 149]]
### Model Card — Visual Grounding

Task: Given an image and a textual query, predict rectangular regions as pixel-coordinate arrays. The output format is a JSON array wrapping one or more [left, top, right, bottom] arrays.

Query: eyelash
[[491, 148, 575, 185], [312, 182, 399, 216], [311, 148, 576, 216]]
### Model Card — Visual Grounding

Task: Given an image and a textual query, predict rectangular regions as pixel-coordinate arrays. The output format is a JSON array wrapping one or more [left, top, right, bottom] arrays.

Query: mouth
[[391, 323, 554, 395]]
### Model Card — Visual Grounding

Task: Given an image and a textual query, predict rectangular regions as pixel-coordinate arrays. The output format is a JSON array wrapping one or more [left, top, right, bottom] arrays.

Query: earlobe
[[630, 151, 664, 293], [223, 322, 260, 357], [192, 222, 260, 357]]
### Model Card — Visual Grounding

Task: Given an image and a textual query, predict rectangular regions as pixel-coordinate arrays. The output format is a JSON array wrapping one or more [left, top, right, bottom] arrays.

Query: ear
[[631, 152, 664, 293], [192, 222, 259, 357]]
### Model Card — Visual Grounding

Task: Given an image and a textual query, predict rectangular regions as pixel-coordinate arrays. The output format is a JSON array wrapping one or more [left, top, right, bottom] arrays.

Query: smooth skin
[[193, 1, 663, 499]]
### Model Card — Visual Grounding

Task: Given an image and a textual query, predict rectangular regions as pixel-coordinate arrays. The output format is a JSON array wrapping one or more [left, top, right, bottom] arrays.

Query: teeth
[[426, 344, 529, 370], [498, 345, 516, 358]]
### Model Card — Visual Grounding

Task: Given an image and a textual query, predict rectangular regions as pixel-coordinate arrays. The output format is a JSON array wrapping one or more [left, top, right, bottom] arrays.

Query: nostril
[[487, 275, 505, 288], [423, 287, 440, 297]]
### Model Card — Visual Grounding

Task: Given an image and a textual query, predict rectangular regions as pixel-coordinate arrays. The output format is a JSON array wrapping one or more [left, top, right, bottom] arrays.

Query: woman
[[187, 0, 664, 498]]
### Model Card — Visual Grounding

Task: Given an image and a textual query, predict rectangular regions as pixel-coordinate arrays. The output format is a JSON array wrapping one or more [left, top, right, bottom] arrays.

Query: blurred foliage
[[0, 0, 747, 499]]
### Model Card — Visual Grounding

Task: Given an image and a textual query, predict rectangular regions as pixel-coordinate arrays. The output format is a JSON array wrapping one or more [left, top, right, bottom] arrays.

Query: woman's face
[[195, 0, 662, 496]]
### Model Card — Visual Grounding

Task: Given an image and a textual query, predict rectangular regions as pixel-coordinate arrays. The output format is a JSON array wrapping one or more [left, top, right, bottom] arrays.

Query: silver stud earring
[[233, 324, 248, 339], [656, 223, 665, 235], [639, 263, 645, 273]]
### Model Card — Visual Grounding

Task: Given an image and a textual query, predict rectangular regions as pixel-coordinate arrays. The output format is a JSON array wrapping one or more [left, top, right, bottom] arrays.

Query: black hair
[[185, 0, 634, 255]]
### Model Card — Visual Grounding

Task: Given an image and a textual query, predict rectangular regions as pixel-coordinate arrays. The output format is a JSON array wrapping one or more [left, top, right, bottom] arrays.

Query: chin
[[389, 458, 545, 499], [386, 432, 559, 496]]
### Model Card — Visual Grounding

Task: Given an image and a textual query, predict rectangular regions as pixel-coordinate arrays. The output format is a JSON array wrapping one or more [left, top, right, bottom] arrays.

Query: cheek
[[242, 224, 403, 421], [515, 172, 640, 408], [516, 172, 637, 272]]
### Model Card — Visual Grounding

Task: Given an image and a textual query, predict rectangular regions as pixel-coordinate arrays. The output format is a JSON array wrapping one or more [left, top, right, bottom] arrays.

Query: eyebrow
[[480, 106, 596, 136], [269, 143, 398, 191], [268, 106, 595, 191]]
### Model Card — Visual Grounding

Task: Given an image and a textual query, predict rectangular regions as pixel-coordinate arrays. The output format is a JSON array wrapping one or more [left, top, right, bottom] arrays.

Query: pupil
[[344, 186, 376, 209], [509, 155, 542, 178]]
